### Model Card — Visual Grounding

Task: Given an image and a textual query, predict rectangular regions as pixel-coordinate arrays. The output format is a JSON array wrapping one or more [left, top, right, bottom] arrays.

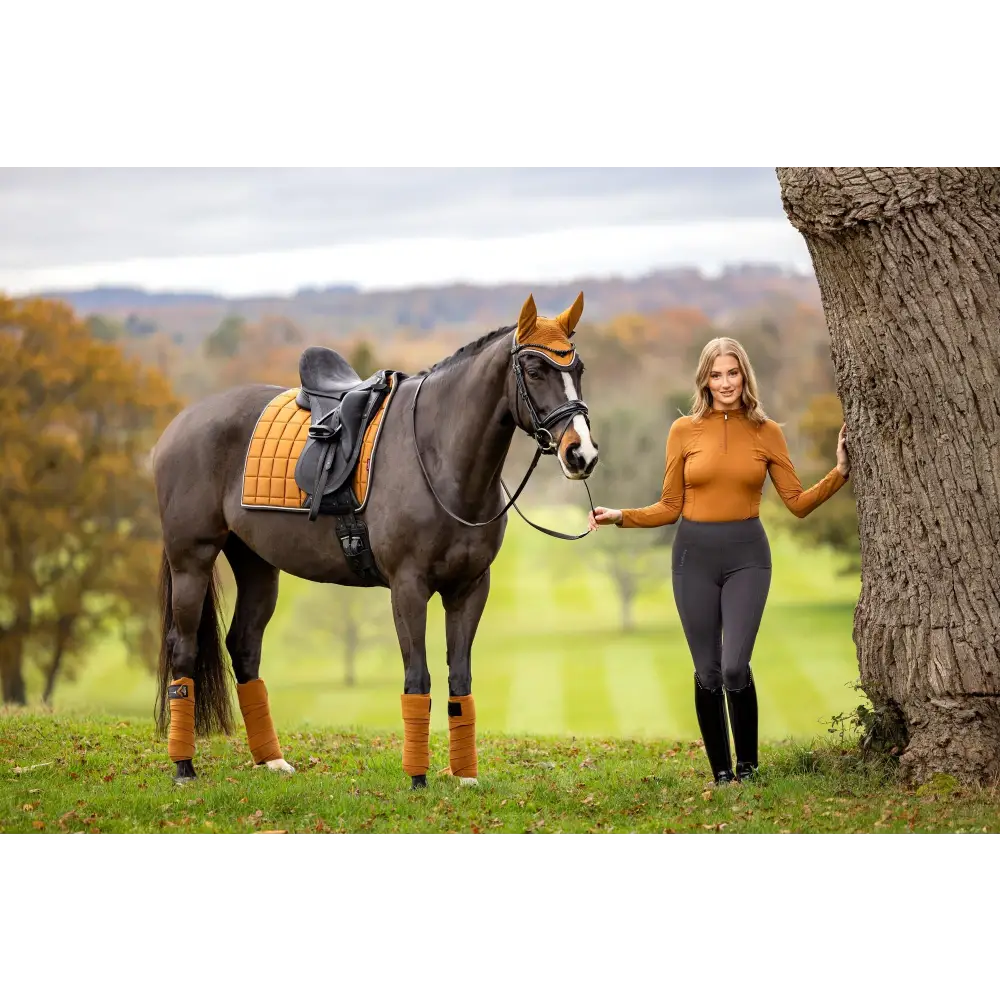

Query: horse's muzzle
[[562, 440, 599, 479]]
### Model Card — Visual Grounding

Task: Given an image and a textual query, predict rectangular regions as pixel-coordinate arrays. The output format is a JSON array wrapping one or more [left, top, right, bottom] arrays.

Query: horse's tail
[[154, 551, 234, 739]]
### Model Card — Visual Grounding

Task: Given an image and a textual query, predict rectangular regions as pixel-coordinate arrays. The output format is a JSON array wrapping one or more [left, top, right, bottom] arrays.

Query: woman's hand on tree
[[836, 423, 851, 478], [589, 506, 623, 530]]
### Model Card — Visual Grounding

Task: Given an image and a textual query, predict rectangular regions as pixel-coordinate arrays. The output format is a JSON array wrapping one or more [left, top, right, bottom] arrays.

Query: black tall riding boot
[[726, 671, 759, 781], [694, 676, 734, 785]]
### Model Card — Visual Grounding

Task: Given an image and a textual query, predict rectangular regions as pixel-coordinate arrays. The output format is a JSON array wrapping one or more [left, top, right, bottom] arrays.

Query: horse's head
[[509, 292, 599, 480]]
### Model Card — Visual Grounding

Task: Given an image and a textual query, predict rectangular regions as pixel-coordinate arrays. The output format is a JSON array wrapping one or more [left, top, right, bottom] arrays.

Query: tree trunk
[[344, 618, 357, 687], [0, 628, 27, 705], [777, 167, 1000, 786], [615, 573, 636, 633], [42, 617, 73, 705]]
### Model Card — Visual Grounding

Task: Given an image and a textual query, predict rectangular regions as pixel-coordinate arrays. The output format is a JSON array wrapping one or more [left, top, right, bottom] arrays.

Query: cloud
[[0, 168, 803, 294]]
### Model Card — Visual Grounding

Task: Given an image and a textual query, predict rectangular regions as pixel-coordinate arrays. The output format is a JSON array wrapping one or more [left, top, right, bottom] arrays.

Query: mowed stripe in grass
[[604, 638, 681, 739]]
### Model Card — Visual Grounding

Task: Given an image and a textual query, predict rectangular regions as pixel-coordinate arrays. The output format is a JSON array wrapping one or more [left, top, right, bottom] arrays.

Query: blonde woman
[[589, 338, 850, 785]]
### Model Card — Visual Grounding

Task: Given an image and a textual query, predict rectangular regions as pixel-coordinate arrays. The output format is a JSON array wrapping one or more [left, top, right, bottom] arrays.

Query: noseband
[[410, 335, 595, 539]]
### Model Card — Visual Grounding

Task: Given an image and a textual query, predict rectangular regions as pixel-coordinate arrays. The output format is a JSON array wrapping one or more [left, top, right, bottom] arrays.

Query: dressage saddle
[[294, 346, 392, 519]]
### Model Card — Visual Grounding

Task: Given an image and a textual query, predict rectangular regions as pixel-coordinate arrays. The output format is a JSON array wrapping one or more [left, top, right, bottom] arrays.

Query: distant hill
[[40, 286, 228, 311], [37, 265, 821, 344]]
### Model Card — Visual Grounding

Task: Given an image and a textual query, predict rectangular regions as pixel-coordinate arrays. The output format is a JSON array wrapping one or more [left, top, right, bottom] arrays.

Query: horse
[[152, 292, 599, 788]]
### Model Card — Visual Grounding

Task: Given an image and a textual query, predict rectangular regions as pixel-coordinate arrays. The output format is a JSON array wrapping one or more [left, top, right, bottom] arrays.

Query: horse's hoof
[[263, 758, 295, 774], [458, 777, 479, 787], [173, 760, 196, 784], [411, 775, 428, 790]]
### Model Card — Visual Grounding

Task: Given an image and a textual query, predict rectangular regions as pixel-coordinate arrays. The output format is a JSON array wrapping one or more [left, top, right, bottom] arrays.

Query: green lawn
[[53, 508, 861, 744], [2, 714, 995, 834]]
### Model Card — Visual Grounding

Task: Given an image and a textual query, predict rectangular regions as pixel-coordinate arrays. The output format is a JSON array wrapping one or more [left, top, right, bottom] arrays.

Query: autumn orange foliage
[[0, 295, 181, 704]]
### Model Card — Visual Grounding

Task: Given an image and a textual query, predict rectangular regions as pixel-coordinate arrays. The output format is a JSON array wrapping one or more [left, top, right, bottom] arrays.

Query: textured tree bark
[[777, 168, 1000, 785]]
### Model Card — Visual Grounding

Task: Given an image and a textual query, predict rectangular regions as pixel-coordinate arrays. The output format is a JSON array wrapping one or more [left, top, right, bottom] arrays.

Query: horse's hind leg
[[391, 574, 432, 789], [223, 534, 293, 773], [442, 570, 490, 786], [160, 538, 231, 784]]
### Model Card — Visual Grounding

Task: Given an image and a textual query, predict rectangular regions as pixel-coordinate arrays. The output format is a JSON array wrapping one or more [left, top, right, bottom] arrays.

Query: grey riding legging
[[671, 517, 772, 693]]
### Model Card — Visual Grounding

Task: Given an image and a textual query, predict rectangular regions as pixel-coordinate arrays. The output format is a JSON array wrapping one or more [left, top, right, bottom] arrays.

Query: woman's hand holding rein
[[589, 506, 623, 530]]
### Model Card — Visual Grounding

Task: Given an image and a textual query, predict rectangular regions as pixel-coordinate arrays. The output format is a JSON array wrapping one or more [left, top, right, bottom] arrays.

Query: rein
[[409, 338, 595, 540]]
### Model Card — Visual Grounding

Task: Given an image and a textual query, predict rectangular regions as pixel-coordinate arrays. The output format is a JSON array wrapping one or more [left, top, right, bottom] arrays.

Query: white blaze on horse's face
[[514, 290, 598, 480], [557, 372, 599, 480]]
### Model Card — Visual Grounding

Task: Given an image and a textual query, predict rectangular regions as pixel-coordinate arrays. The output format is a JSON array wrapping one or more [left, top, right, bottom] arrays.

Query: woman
[[589, 337, 850, 785]]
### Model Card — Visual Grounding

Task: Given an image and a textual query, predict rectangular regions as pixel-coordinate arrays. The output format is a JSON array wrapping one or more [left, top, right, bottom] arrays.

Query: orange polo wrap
[[401, 694, 431, 776], [447, 695, 478, 778], [167, 676, 196, 762], [237, 679, 283, 764]]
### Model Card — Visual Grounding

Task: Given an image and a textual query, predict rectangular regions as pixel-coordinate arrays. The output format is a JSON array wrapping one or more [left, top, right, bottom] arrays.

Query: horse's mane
[[416, 324, 515, 376]]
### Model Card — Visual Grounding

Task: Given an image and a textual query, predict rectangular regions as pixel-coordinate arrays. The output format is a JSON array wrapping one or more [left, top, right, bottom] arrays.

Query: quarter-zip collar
[[709, 405, 743, 453], [711, 405, 746, 455]]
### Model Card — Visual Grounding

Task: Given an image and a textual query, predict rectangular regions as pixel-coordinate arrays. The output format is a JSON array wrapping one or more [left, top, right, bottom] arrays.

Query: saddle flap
[[294, 376, 391, 501]]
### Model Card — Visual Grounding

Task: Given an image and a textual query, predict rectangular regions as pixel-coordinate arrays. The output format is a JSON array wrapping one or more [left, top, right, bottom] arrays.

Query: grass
[[49, 508, 863, 744], [3, 713, 999, 834]]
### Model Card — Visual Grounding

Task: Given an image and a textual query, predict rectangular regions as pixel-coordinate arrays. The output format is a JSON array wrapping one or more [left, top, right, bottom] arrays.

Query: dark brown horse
[[152, 293, 598, 787]]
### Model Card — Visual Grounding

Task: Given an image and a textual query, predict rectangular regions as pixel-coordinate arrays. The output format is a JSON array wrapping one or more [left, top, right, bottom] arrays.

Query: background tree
[[347, 339, 380, 378], [0, 295, 180, 704], [777, 167, 1000, 785], [203, 314, 245, 359], [292, 583, 393, 687]]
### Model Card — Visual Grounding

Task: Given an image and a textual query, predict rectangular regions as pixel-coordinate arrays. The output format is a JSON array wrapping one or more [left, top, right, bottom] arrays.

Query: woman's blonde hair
[[689, 337, 768, 425]]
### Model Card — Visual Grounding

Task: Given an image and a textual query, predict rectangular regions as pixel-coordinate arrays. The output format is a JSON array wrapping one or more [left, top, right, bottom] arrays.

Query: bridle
[[410, 332, 596, 540]]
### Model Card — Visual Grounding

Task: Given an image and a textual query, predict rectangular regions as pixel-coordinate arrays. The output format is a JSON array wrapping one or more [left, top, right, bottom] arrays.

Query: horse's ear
[[517, 294, 537, 343], [557, 292, 584, 336]]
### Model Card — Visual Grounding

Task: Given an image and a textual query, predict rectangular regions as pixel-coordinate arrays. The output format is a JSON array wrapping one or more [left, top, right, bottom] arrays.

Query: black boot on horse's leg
[[726, 670, 759, 782], [694, 676, 734, 785]]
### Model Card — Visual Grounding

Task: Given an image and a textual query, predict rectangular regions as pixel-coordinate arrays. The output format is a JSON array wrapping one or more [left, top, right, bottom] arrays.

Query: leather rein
[[410, 335, 595, 541]]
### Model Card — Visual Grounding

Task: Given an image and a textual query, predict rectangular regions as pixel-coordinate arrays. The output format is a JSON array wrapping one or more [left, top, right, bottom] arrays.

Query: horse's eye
[[527, 368, 544, 381]]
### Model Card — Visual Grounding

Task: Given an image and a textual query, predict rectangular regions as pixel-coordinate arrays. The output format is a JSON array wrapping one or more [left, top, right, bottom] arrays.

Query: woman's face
[[707, 353, 743, 409]]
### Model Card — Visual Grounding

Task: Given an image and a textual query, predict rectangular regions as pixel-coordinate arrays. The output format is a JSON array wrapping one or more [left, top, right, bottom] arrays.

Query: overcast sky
[[0, 168, 809, 296]]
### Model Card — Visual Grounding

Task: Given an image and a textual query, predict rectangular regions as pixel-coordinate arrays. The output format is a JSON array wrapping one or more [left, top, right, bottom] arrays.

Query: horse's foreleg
[[223, 535, 293, 773], [442, 570, 490, 786], [391, 575, 432, 789]]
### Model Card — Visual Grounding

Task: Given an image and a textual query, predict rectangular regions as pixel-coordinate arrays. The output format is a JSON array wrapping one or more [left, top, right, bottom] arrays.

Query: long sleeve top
[[619, 408, 847, 528]]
